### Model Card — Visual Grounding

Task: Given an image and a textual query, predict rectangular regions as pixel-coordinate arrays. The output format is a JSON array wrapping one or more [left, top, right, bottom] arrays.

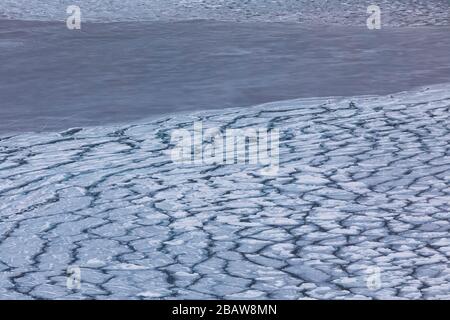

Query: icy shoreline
[[0, 84, 449, 299]]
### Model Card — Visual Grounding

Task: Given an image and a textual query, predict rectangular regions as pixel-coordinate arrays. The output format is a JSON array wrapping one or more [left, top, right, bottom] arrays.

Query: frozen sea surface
[[2, 20, 450, 134], [1, 0, 450, 26], [0, 84, 449, 299]]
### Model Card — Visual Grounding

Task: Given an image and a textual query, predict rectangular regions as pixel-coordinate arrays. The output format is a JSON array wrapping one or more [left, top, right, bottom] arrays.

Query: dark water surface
[[1, 20, 450, 134]]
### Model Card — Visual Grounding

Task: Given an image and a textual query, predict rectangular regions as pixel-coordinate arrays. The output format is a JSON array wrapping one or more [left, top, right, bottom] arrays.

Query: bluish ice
[[0, 84, 449, 299]]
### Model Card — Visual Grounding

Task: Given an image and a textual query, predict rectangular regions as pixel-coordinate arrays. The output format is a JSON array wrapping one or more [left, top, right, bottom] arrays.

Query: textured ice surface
[[1, 0, 450, 26], [0, 84, 449, 299]]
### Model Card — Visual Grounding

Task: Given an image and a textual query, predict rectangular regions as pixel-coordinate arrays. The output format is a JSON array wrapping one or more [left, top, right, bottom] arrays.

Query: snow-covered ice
[[0, 84, 449, 299]]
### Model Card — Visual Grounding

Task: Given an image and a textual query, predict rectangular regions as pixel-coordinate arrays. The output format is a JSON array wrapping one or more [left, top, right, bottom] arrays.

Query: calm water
[[1, 19, 450, 134]]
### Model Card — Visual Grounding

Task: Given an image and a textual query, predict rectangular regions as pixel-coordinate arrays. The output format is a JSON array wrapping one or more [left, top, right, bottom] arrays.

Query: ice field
[[1, 0, 449, 300], [0, 84, 449, 299]]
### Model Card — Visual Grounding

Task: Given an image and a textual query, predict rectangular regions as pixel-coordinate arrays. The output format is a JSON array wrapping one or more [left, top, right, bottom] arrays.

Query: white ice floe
[[0, 83, 449, 299]]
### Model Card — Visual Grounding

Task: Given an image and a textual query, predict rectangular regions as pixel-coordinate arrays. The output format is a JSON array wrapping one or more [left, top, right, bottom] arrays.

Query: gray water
[[1, 19, 450, 134]]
